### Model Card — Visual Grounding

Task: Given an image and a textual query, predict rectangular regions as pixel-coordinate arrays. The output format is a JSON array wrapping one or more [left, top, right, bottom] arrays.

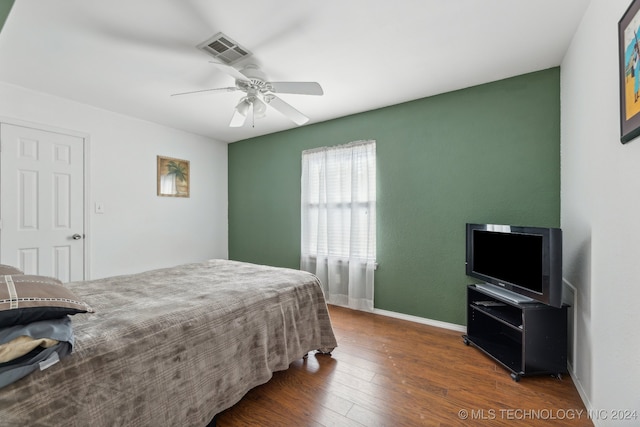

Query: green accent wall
[[0, 0, 15, 33], [228, 68, 560, 325]]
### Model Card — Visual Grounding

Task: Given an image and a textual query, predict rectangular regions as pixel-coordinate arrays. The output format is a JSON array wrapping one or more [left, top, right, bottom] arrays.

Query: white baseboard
[[567, 367, 598, 426], [562, 278, 593, 422], [372, 308, 467, 333]]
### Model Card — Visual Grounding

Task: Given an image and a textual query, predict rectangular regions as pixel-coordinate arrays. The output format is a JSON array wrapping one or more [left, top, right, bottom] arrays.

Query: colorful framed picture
[[157, 156, 190, 197], [619, 0, 640, 143]]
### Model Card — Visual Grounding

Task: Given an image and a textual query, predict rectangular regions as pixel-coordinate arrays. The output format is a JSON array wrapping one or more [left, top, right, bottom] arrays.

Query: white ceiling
[[0, 0, 590, 143]]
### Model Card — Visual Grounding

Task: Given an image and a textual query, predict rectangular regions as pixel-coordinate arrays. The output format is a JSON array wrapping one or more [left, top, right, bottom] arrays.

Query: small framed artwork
[[157, 155, 190, 197], [619, 0, 640, 143]]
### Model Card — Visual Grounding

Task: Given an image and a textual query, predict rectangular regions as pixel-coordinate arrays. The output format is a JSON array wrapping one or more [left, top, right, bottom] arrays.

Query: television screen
[[465, 223, 562, 307], [472, 230, 543, 293]]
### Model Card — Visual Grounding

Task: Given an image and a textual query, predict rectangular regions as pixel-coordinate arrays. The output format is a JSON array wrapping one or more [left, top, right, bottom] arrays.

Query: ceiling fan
[[171, 62, 323, 127]]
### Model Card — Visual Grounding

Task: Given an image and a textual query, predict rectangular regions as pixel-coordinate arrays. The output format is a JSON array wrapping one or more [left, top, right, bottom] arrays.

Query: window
[[300, 140, 376, 311]]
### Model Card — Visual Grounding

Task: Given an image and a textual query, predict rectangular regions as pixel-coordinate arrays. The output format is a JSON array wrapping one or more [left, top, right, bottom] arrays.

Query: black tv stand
[[462, 284, 567, 382]]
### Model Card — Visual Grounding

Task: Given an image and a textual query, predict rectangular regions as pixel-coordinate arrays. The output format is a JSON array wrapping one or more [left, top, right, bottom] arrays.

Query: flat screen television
[[465, 223, 563, 308]]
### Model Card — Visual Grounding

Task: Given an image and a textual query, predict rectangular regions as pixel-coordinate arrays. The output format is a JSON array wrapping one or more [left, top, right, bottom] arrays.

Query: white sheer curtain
[[300, 140, 376, 311]]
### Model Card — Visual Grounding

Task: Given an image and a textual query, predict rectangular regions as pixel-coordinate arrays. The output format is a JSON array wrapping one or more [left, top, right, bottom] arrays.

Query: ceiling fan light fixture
[[230, 100, 252, 127], [235, 97, 252, 117], [235, 96, 267, 120], [252, 97, 267, 119]]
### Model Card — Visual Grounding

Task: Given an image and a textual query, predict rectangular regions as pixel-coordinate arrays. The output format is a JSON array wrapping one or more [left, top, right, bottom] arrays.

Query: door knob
[[72, 234, 82, 240]]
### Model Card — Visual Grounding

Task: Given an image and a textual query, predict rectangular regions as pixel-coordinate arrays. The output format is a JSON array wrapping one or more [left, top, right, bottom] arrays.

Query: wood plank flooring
[[215, 305, 592, 426]]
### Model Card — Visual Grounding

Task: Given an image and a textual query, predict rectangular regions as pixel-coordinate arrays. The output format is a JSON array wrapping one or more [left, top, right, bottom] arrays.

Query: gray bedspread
[[0, 259, 337, 426]]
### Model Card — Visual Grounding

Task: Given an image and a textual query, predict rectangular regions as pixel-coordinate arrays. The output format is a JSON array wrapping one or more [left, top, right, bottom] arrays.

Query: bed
[[0, 259, 337, 426]]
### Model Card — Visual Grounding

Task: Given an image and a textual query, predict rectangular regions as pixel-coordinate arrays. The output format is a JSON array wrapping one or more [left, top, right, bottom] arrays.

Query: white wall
[[561, 0, 640, 424], [0, 82, 228, 279]]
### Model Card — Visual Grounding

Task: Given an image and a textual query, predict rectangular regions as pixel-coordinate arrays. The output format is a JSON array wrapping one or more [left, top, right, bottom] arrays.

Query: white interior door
[[0, 123, 85, 282]]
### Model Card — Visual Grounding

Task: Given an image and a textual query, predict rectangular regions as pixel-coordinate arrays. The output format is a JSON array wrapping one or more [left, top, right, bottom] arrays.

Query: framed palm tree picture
[[619, 0, 640, 143], [157, 155, 190, 197]]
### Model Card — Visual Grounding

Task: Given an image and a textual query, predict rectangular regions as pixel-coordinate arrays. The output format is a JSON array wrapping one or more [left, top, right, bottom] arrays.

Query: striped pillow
[[0, 275, 94, 328]]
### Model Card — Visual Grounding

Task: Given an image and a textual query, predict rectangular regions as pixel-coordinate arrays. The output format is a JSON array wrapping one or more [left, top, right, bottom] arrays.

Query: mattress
[[0, 259, 337, 426]]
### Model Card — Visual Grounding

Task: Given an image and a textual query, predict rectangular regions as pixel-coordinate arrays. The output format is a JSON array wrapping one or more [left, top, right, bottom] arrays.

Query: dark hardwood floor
[[216, 305, 592, 426]]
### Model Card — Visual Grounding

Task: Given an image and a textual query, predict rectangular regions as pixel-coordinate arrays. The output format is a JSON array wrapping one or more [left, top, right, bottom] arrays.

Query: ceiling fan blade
[[229, 102, 252, 127], [267, 96, 310, 125], [269, 82, 324, 96], [209, 61, 250, 82], [171, 87, 237, 97]]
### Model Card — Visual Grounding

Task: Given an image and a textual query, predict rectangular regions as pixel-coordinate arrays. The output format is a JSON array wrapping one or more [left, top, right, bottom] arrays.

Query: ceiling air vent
[[197, 32, 252, 65]]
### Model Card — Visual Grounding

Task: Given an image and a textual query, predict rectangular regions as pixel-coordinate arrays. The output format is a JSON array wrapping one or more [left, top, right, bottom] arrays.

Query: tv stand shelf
[[463, 284, 568, 381], [471, 302, 522, 328]]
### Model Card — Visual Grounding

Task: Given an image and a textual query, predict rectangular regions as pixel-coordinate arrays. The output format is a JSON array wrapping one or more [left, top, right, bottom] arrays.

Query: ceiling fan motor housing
[[237, 64, 273, 93], [239, 64, 266, 81]]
